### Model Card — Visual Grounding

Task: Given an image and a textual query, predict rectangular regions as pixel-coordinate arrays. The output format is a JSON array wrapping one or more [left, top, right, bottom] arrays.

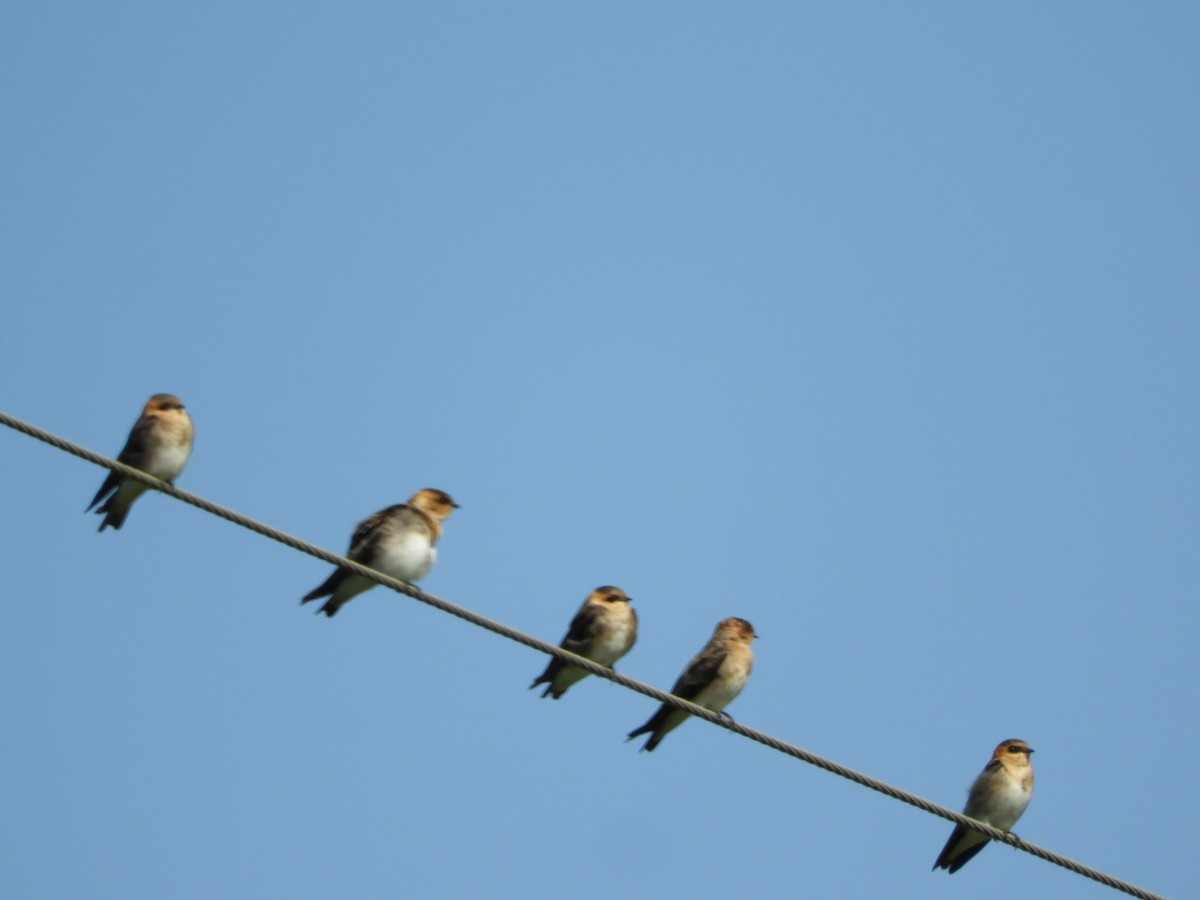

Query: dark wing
[[933, 825, 990, 873], [301, 505, 404, 605], [627, 642, 726, 752], [114, 415, 161, 469], [668, 645, 728, 701], [345, 504, 407, 561], [945, 839, 989, 874], [963, 759, 1004, 816], [86, 416, 159, 511], [86, 470, 123, 512], [530, 603, 602, 692], [561, 604, 603, 654], [935, 759, 1003, 872]]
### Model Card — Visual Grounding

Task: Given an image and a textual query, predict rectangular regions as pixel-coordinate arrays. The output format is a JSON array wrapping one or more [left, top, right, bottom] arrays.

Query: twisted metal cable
[[0, 408, 1167, 900]]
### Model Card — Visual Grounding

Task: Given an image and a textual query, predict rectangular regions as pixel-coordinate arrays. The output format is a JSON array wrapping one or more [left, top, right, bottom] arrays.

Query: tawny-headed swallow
[[530, 586, 638, 699], [933, 739, 1035, 874], [300, 488, 458, 618], [627, 617, 755, 752], [86, 393, 194, 532]]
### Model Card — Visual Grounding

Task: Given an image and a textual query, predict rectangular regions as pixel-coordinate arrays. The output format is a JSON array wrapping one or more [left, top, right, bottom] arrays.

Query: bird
[[627, 617, 755, 752], [933, 739, 1035, 874], [86, 393, 194, 532], [530, 586, 638, 699], [300, 488, 458, 618]]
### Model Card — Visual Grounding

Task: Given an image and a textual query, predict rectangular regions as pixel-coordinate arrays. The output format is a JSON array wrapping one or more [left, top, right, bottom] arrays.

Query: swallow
[[300, 488, 458, 617], [627, 617, 756, 752], [86, 393, 194, 532], [933, 739, 1035, 874], [530, 586, 638, 699]]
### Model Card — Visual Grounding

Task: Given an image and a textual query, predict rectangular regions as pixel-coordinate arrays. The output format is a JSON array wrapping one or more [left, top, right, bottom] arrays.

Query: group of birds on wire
[[85, 392, 1034, 877]]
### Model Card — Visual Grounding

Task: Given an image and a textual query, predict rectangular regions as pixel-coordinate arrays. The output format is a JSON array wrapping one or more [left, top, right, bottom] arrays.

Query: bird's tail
[[933, 827, 989, 874], [626, 707, 668, 751], [86, 472, 120, 513], [300, 571, 342, 605], [96, 497, 130, 531], [529, 660, 561, 698], [317, 597, 344, 617]]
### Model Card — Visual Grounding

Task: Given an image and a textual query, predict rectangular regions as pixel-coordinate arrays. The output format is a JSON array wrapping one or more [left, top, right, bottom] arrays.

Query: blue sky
[[2, 4, 1196, 898]]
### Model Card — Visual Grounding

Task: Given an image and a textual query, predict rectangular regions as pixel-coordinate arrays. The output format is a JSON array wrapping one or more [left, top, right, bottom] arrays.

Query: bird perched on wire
[[300, 488, 458, 618], [933, 739, 1035, 874], [530, 586, 638, 699], [627, 617, 755, 752], [86, 393, 194, 532]]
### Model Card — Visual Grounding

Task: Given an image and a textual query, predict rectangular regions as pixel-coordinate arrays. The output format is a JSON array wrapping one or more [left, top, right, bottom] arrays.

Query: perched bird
[[530, 586, 638, 699], [627, 617, 756, 752], [86, 393, 194, 532], [300, 488, 458, 618], [933, 739, 1036, 874]]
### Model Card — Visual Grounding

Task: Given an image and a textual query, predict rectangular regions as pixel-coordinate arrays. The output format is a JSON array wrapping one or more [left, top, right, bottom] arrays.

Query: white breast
[[693, 655, 751, 712], [981, 779, 1032, 830], [147, 443, 192, 481], [590, 618, 636, 666], [374, 531, 436, 583]]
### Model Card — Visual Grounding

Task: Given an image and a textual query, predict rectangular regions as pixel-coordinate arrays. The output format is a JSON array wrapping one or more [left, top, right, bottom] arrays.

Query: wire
[[0, 408, 1167, 900]]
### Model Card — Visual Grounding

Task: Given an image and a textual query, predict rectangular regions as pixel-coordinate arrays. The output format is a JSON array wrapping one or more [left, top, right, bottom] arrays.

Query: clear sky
[[2, 4, 1196, 898]]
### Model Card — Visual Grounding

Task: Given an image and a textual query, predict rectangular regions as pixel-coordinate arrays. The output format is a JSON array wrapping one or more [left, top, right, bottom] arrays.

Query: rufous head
[[715, 617, 756, 642], [992, 739, 1034, 765], [586, 586, 632, 606], [144, 394, 186, 414], [409, 488, 459, 522]]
